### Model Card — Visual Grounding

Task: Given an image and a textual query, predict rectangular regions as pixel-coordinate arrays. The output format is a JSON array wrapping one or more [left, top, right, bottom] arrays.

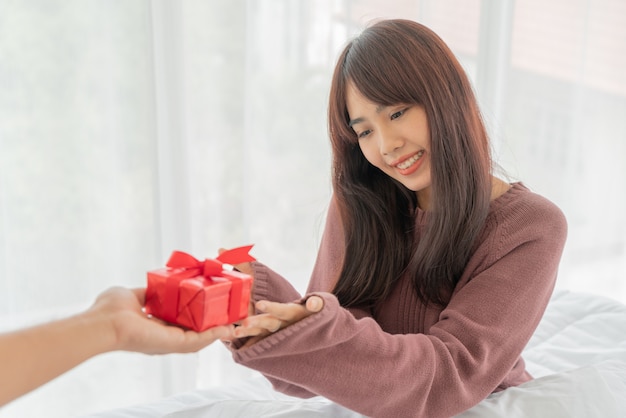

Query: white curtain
[[0, 0, 624, 416]]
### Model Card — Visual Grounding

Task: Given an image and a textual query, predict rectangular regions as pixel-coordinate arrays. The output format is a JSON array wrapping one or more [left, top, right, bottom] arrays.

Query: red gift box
[[145, 245, 255, 331]]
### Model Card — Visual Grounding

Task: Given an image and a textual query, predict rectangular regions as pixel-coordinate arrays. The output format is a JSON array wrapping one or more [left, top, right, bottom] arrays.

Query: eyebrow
[[347, 117, 364, 128], [348, 104, 388, 127]]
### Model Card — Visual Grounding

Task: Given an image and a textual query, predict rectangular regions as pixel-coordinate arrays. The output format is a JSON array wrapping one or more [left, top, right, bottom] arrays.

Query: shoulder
[[479, 182, 567, 264], [455, 183, 568, 289], [489, 182, 567, 236]]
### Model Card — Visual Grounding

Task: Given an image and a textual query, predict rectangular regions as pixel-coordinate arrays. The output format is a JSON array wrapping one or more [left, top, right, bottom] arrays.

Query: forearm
[[1, 286, 231, 407], [232, 291, 534, 418], [0, 309, 114, 406]]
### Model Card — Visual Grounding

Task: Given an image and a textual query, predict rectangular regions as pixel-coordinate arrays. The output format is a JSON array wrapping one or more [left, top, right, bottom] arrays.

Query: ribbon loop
[[166, 245, 256, 278], [167, 251, 203, 271]]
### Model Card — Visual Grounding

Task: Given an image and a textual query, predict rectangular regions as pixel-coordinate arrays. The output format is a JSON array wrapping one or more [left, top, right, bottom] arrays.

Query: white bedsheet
[[84, 290, 626, 417]]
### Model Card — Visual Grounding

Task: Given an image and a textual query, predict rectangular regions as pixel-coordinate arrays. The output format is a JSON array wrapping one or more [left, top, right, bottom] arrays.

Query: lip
[[390, 152, 421, 167], [390, 151, 425, 176]]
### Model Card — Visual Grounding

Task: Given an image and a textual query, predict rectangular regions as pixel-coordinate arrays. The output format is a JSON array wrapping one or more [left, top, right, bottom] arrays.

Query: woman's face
[[345, 82, 432, 207]]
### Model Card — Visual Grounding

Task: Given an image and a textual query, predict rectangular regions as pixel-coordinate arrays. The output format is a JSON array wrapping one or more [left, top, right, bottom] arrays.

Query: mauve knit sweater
[[229, 182, 568, 418]]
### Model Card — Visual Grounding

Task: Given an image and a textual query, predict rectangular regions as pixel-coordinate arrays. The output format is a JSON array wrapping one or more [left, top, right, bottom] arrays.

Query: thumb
[[305, 296, 324, 313]]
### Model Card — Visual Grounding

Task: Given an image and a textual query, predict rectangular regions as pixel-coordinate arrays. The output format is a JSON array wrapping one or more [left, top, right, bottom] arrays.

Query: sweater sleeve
[[232, 190, 567, 417], [248, 261, 302, 304], [237, 195, 371, 397]]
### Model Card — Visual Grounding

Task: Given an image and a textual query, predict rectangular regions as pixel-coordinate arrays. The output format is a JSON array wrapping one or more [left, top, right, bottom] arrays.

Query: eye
[[357, 129, 372, 139], [390, 109, 406, 120]]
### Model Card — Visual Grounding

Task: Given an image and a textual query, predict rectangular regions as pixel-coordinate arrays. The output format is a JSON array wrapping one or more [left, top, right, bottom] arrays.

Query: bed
[[84, 290, 626, 417]]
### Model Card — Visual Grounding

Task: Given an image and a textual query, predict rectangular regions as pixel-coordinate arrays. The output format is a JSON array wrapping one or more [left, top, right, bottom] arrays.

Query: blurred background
[[0, 0, 624, 416]]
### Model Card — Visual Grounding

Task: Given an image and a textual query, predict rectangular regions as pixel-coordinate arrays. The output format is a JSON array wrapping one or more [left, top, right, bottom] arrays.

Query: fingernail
[[256, 301, 267, 311], [308, 297, 321, 311]]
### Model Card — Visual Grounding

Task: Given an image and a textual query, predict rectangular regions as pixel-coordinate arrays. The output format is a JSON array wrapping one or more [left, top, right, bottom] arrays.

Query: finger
[[305, 296, 324, 313], [233, 325, 271, 339], [240, 313, 283, 333], [200, 325, 234, 342], [233, 262, 253, 275], [132, 287, 147, 305], [256, 300, 308, 321], [168, 325, 234, 352]]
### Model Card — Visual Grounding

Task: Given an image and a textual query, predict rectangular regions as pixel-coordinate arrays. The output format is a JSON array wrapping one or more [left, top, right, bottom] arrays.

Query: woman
[[230, 19, 567, 418]]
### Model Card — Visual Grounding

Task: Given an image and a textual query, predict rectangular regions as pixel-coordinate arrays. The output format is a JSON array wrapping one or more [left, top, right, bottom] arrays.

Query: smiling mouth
[[395, 150, 425, 170]]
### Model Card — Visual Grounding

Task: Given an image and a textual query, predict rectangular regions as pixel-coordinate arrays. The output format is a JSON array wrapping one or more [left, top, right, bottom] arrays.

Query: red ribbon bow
[[161, 245, 256, 325], [166, 245, 256, 278]]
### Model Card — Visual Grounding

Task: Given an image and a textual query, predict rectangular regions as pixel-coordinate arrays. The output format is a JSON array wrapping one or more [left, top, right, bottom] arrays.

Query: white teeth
[[396, 151, 424, 169]]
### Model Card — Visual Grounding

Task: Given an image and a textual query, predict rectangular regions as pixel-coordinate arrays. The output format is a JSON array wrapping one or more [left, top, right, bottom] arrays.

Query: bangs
[[342, 28, 427, 107]]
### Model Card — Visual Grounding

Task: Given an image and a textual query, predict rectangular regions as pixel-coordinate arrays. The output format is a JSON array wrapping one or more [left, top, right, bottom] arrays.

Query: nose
[[378, 128, 404, 155]]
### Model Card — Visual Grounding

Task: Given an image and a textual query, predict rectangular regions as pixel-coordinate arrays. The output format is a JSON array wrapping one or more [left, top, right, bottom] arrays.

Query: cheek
[[358, 141, 383, 168]]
